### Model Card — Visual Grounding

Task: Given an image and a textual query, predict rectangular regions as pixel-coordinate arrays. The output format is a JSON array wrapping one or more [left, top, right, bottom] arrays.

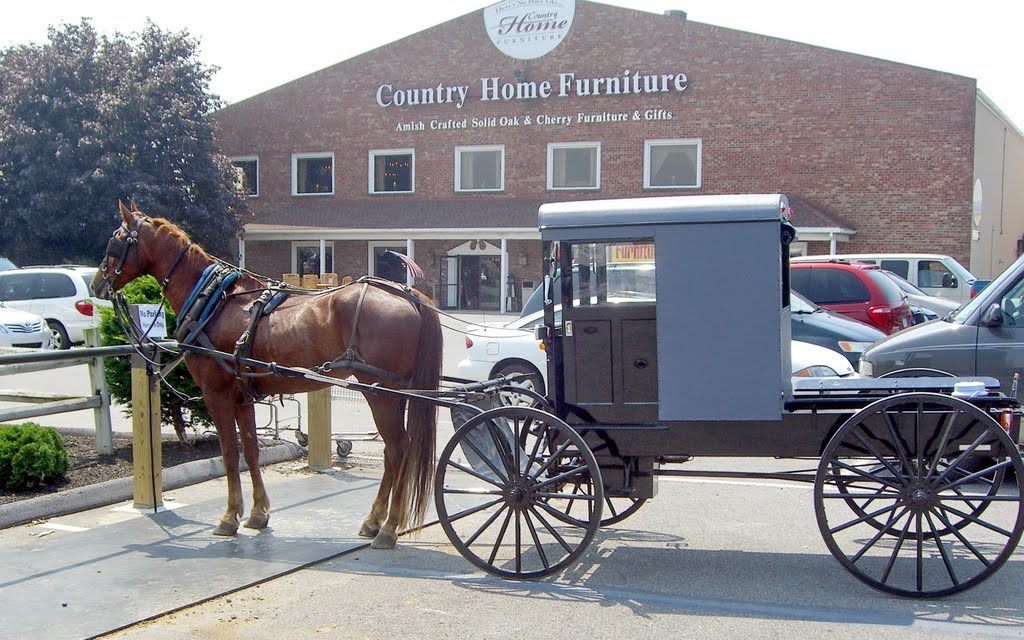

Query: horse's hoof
[[213, 522, 239, 536], [358, 521, 380, 538], [244, 514, 269, 530], [370, 531, 397, 549]]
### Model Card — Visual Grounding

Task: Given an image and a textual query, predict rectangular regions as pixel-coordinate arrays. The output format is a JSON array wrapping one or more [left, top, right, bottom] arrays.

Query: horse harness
[[103, 217, 421, 402], [172, 271, 415, 401]]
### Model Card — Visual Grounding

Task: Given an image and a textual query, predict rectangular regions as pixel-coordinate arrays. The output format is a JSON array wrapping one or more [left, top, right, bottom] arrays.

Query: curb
[[0, 441, 305, 530]]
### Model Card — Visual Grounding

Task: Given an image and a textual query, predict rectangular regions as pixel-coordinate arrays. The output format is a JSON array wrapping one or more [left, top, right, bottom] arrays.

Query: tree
[[99, 275, 213, 443], [0, 20, 249, 266]]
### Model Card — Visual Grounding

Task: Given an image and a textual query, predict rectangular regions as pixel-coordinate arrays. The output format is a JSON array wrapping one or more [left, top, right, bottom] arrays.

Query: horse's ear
[[118, 201, 135, 225], [130, 202, 140, 213]]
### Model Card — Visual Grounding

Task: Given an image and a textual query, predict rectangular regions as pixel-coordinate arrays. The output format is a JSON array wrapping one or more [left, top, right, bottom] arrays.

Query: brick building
[[213, 0, 1024, 311]]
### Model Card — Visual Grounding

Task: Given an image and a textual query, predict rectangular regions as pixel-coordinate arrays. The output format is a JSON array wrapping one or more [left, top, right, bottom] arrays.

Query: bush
[[99, 275, 213, 439], [0, 423, 70, 490]]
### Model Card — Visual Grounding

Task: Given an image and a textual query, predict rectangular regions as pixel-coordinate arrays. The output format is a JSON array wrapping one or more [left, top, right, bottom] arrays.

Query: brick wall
[[215, 0, 977, 270]]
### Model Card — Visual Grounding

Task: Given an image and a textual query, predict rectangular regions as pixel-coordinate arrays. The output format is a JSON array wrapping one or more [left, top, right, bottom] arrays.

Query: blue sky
[[2, 1, 1020, 129]]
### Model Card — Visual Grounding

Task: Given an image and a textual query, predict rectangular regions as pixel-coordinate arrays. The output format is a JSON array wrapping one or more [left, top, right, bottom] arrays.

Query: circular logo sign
[[484, 0, 575, 60]]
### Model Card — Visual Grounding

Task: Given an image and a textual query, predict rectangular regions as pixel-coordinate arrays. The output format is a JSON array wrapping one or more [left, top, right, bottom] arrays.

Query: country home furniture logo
[[484, 0, 575, 59]]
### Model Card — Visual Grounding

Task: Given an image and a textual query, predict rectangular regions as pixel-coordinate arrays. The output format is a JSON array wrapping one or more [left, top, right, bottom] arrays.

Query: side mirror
[[982, 303, 1004, 327], [942, 273, 958, 289]]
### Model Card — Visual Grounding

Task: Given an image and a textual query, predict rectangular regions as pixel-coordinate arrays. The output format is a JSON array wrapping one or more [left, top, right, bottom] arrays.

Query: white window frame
[[643, 138, 702, 189], [455, 145, 505, 192], [231, 155, 259, 198], [547, 142, 601, 191], [290, 240, 335, 276], [368, 148, 415, 194], [291, 152, 335, 196]]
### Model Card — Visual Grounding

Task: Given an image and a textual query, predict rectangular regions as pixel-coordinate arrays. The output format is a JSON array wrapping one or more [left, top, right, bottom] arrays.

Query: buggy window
[[569, 242, 656, 307]]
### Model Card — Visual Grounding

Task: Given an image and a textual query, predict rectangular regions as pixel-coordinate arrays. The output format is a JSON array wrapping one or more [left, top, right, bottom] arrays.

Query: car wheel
[[493, 362, 545, 406], [47, 320, 71, 350]]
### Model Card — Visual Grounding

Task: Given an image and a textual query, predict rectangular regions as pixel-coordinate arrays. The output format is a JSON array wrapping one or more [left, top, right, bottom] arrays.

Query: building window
[[548, 142, 600, 190], [292, 242, 334, 278], [369, 149, 414, 194], [231, 156, 258, 197], [455, 145, 504, 192], [644, 139, 701, 189], [292, 153, 334, 195]]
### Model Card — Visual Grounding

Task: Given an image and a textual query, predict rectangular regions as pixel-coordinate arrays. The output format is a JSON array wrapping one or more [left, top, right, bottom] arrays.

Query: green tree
[[0, 19, 248, 265], [99, 275, 213, 443]]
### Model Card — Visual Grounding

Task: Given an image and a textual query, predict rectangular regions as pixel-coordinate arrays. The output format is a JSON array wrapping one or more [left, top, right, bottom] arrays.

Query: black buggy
[[433, 194, 1024, 598]]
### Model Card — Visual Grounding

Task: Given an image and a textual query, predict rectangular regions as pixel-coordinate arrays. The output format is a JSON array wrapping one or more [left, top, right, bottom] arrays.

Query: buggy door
[[561, 241, 658, 423]]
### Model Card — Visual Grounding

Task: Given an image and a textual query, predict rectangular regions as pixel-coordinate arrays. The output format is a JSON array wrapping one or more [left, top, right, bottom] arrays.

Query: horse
[[92, 203, 442, 549]]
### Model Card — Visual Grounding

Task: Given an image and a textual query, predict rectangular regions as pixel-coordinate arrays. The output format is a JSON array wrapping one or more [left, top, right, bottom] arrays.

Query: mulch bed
[[0, 432, 223, 507]]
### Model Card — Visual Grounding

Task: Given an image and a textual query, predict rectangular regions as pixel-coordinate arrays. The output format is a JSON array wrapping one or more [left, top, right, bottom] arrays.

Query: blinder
[[99, 217, 146, 293]]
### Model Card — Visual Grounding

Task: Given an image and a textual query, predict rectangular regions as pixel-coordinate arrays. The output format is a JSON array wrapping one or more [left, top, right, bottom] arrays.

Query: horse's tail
[[402, 291, 443, 530]]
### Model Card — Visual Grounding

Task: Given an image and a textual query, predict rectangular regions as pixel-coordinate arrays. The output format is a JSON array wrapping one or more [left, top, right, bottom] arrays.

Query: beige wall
[[972, 94, 1024, 279]]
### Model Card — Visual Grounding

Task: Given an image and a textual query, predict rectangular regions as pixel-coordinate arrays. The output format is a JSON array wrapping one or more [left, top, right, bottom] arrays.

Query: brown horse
[[93, 203, 442, 548]]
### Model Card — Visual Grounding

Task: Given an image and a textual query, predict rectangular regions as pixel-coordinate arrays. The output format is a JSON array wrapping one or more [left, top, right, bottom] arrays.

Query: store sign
[[484, 0, 575, 60], [375, 69, 688, 109]]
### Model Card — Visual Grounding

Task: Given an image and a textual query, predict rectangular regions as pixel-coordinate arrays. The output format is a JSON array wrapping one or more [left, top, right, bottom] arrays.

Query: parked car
[[0, 257, 16, 272], [790, 260, 912, 334], [792, 253, 975, 304], [790, 291, 885, 367], [0, 266, 112, 349], [0, 303, 51, 349], [881, 270, 960, 323], [861, 251, 1024, 396], [456, 308, 856, 398]]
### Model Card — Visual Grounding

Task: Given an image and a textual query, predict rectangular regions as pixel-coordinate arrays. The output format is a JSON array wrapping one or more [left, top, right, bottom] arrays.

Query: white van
[[792, 253, 976, 304]]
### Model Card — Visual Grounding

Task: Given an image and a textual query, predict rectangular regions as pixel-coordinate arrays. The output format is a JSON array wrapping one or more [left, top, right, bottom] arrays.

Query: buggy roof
[[538, 194, 791, 237]]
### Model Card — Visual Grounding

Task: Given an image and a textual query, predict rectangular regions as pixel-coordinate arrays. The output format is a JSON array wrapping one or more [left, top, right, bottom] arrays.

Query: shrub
[[0, 423, 70, 490], [99, 275, 213, 439]]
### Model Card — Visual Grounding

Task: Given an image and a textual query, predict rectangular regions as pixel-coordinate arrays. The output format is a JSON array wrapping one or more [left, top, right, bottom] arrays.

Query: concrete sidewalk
[[0, 457, 388, 640]]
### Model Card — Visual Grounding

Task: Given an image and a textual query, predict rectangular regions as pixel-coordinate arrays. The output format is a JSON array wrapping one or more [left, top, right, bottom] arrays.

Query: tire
[[47, 320, 70, 350], [492, 362, 546, 407]]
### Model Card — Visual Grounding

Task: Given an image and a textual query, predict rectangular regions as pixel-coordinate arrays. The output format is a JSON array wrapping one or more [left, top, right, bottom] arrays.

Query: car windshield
[[790, 291, 819, 313], [0, 257, 15, 271], [952, 252, 1024, 323], [883, 270, 925, 296]]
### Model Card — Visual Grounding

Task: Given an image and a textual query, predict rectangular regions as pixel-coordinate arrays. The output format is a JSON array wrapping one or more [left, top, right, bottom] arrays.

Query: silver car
[[861, 252, 1024, 394]]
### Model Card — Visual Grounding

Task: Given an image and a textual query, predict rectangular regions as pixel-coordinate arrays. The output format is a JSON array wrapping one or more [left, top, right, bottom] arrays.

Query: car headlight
[[837, 341, 871, 354], [793, 365, 840, 378]]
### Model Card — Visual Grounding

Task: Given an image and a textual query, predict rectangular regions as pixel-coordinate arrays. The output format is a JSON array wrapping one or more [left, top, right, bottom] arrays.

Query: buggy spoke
[[932, 507, 994, 565], [937, 502, 1015, 538], [529, 504, 575, 554], [878, 513, 914, 585], [926, 511, 960, 587], [534, 464, 591, 491], [444, 496, 506, 525], [522, 509, 550, 570], [444, 459, 507, 488], [926, 409, 958, 476], [851, 506, 910, 563], [880, 409, 914, 475], [829, 502, 902, 534], [463, 503, 509, 546], [852, 426, 908, 483], [825, 458, 905, 491], [461, 432, 510, 483], [486, 508, 515, 566]]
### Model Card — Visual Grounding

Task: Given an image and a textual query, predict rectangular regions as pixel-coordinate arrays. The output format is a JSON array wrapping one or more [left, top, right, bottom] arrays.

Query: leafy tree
[[99, 275, 213, 443], [0, 19, 249, 266]]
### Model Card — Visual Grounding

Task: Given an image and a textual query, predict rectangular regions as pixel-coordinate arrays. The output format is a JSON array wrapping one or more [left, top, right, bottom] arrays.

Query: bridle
[[98, 216, 146, 295], [98, 215, 192, 295]]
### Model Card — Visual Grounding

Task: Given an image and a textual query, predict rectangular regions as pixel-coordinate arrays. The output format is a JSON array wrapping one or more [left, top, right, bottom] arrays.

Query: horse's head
[[92, 202, 149, 299]]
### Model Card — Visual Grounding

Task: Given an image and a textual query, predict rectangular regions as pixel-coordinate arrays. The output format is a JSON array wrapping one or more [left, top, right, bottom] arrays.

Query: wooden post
[[84, 328, 113, 455], [307, 387, 333, 470], [131, 350, 162, 509]]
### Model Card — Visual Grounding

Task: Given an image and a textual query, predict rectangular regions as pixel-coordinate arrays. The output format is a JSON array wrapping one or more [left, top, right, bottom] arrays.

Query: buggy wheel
[[550, 473, 647, 527], [815, 392, 1024, 597], [435, 406, 603, 579]]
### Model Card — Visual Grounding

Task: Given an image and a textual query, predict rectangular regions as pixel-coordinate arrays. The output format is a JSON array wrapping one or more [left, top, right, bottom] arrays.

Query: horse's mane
[[148, 216, 214, 261]]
